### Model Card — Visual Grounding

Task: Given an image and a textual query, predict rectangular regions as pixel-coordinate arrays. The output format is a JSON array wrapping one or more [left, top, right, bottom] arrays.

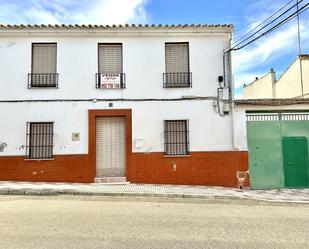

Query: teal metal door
[[247, 121, 283, 189], [282, 137, 309, 188]]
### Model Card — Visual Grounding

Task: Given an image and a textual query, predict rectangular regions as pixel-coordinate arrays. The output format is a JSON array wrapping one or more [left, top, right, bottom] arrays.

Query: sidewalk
[[0, 181, 309, 203]]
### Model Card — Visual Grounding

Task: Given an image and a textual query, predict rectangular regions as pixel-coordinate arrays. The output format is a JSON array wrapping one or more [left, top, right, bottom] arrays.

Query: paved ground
[[0, 181, 309, 203], [0, 195, 308, 249]]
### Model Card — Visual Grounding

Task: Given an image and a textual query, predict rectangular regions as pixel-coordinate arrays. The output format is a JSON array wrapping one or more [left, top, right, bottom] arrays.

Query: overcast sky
[[0, 0, 308, 98]]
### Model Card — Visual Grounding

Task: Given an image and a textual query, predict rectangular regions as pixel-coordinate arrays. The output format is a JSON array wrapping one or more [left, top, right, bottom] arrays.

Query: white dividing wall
[[0, 100, 234, 156], [233, 106, 248, 151], [242, 71, 275, 99], [275, 58, 309, 98]]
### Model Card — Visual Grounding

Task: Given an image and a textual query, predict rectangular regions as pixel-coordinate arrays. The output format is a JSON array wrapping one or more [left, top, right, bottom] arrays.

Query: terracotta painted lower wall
[[0, 155, 93, 183], [0, 151, 248, 187], [129, 151, 249, 187]]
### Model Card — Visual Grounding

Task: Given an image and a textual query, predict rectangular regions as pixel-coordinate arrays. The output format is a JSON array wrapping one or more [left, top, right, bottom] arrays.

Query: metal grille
[[164, 120, 189, 155], [164, 43, 191, 88], [98, 43, 123, 73], [30, 43, 57, 88], [26, 122, 54, 159], [163, 72, 192, 88], [28, 73, 58, 88], [246, 114, 280, 122], [96, 117, 126, 177], [247, 113, 309, 122], [281, 113, 309, 121]]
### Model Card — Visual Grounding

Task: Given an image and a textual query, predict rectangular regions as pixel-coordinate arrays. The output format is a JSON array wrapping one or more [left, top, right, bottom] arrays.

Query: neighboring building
[[235, 99, 309, 189], [239, 55, 309, 189], [0, 24, 248, 187], [242, 55, 309, 99]]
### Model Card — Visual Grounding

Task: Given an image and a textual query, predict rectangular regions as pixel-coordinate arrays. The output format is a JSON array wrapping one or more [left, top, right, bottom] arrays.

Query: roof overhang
[[0, 24, 234, 36], [235, 98, 309, 106]]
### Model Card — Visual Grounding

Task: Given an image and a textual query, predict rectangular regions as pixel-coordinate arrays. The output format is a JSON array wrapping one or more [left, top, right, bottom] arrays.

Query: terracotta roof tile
[[0, 23, 234, 30]]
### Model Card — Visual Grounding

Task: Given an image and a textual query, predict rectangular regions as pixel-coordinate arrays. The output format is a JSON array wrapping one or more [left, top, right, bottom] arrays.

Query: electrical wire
[[232, 0, 305, 49], [232, 0, 295, 46], [232, 2, 309, 51], [0, 97, 216, 103]]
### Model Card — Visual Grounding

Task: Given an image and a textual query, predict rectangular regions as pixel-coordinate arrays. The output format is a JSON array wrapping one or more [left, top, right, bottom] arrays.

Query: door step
[[94, 177, 129, 184]]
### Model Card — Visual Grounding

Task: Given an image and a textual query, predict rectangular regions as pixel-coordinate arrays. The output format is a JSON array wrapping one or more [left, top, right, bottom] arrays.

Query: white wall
[[0, 30, 237, 156], [0, 32, 229, 100], [275, 58, 309, 98], [0, 100, 234, 156], [242, 57, 309, 99], [233, 106, 248, 151], [242, 71, 275, 99]]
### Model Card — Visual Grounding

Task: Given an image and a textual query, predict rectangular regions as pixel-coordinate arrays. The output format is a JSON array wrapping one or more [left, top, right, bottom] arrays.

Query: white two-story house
[[0, 24, 247, 186]]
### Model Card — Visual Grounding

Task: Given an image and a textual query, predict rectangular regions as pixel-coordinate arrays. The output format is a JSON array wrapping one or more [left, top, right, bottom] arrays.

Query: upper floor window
[[96, 43, 125, 89], [26, 122, 54, 159], [164, 120, 190, 156], [164, 42, 192, 88], [28, 43, 58, 88]]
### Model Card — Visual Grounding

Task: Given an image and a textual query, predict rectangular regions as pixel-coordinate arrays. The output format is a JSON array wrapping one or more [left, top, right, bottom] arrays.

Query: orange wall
[[0, 151, 248, 187], [0, 155, 92, 183], [129, 151, 248, 187]]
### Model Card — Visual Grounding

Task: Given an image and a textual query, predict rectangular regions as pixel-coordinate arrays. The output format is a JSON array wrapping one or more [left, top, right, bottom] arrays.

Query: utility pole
[[296, 0, 304, 98]]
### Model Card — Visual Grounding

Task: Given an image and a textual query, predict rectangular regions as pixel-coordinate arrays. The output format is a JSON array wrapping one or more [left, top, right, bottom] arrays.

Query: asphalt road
[[0, 196, 308, 249]]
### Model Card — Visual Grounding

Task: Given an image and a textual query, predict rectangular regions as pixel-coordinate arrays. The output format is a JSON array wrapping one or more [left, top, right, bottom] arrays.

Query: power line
[[232, 0, 295, 46], [232, 0, 305, 49], [296, 0, 303, 55], [231, 1, 309, 51]]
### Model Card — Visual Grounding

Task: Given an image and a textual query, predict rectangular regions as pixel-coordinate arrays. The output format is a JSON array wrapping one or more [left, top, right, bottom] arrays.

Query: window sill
[[96, 87, 126, 90], [29, 86, 58, 89], [24, 158, 55, 161], [163, 154, 191, 158], [163, 86, 192, 88]]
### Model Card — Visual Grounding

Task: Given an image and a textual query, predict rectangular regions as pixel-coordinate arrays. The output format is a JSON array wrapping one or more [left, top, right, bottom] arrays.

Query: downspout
[[229, 40, 238, 151], [223, 32, 237, 150], [270, 68, 276, 98]]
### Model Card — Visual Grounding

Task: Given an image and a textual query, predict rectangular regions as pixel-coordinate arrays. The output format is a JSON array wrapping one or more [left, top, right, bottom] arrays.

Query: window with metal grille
[[164, 42, 192, 88], [96, 43, 125, 89], [164, 120, 189, 155], [29, 43, 58, 88], [26, 122, 54, 159]]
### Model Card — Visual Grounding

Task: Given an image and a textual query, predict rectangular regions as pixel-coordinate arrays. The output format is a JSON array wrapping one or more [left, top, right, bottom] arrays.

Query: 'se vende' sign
[[100, 74, 121, 89]]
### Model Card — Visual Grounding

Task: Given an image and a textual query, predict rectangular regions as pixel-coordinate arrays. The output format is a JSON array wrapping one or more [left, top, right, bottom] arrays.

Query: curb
[[1, 189, 309, 204]]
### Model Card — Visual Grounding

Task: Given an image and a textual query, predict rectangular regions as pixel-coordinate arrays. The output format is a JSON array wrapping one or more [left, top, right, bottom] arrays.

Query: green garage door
[[247, 112, 309, 189]]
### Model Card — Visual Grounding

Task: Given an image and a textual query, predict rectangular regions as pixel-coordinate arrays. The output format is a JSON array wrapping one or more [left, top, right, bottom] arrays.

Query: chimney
[[270, 68, 276, 98]]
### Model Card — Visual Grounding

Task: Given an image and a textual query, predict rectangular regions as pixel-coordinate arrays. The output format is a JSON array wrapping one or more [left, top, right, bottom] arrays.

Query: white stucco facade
[[242, 70, 276, 99], [0, 101, 235, 156], [0, 25, 235, 157], [242, 55, 309, 99]]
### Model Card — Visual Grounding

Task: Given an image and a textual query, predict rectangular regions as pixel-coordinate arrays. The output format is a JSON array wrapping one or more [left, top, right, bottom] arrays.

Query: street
[[0, 196, 308, 249]]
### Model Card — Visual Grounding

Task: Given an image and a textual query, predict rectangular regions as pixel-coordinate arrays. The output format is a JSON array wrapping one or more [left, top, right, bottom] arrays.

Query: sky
[[0, 0, 308, 98]]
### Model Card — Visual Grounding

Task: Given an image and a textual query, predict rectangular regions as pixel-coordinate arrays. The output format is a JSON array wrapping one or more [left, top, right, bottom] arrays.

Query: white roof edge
[[0, 24, 234, 33]]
